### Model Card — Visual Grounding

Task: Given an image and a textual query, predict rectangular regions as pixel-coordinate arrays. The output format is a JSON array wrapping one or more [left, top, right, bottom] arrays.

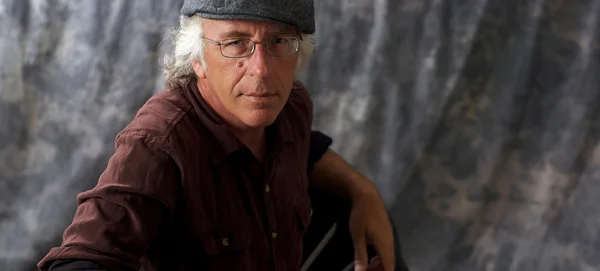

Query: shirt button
[[222, 238, 230, 247], [271, 232, 278, 239], [265, 184, 271, 193]]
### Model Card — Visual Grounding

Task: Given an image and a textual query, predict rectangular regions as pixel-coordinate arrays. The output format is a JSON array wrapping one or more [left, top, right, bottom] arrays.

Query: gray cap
[[181, 0, 315, 34]]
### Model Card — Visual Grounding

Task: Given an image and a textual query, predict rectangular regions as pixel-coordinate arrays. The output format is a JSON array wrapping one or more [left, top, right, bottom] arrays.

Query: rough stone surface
[[1, 0, 599, 270]]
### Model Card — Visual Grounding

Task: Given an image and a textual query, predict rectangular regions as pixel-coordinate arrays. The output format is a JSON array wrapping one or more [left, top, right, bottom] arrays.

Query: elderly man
[[38, 0, 400, 270]]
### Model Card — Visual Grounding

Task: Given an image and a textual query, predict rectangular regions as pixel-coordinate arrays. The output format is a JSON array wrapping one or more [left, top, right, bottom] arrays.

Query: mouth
[[244, 92, 276, 97], [241, 92, 278, 104]]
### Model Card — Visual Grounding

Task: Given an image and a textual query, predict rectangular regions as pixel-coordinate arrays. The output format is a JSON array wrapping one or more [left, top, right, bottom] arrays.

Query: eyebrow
[[219, 31, 253, 40], [218, 28, 298, 40]]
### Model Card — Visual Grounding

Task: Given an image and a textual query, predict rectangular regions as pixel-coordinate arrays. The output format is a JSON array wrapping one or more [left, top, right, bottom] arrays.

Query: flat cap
[[181, 0, 315, 34]]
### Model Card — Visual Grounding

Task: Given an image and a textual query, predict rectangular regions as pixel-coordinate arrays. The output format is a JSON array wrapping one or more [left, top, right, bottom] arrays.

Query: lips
[[245, 93, 276, 97], [242, 92, 277, 104]]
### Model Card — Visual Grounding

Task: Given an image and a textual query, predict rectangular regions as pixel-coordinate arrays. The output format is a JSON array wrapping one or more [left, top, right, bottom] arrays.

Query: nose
[[248, 43, 271, 78]]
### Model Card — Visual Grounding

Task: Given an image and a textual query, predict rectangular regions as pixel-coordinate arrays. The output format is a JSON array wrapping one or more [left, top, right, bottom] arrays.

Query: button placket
[[263, 168, 279, 267], [263, 165, 277, 232], [264, 182, 277, 236]]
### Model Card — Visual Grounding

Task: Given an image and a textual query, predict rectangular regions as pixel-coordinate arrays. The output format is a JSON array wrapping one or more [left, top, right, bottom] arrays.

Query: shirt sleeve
[[289, 81, 334, 174], [37, 131, 180, 271], [290, 80, 314, 129], [307, 131, 333, 174]]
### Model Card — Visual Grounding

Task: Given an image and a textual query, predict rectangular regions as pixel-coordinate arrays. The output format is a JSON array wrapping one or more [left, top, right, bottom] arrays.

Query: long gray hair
[[162, 15, 315, 91]]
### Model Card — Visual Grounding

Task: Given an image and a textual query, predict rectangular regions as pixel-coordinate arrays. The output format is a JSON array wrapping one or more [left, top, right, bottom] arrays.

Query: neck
[[232, 127, 267, 161], [196, 80, 267, 161]]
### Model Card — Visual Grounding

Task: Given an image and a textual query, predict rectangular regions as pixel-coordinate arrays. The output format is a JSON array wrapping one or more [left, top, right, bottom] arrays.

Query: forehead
[[202, 19, 298, 39]]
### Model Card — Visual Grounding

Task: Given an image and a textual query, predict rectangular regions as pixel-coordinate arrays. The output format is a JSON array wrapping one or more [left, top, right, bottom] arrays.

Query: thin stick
[[300, 223, 338, 271], [342, 262, 354, 271]]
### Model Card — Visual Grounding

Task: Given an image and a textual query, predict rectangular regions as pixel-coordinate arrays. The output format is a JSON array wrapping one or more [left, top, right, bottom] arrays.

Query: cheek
[[281, 58, 299, 77], [216, 61, 246, 104], [279, 60, 299, 84], [217, 60, 245, 88]]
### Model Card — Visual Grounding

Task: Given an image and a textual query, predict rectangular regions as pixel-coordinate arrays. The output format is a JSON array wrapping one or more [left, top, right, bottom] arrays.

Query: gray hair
[[163, 15, 315, 91]]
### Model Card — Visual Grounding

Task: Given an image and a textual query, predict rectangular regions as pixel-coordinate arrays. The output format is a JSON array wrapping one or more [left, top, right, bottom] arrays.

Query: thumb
[[352, 233, 369, 271]]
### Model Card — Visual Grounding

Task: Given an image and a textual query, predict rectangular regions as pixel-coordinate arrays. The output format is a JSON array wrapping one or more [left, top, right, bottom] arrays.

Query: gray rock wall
[[1, 0, 599, 270]]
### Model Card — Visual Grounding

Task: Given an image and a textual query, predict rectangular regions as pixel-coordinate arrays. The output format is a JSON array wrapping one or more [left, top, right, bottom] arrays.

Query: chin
[[239, 110, 279, 128]]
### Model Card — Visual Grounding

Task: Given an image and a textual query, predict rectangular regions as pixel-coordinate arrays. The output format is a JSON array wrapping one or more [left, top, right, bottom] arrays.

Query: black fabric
[[303, 187, 410, 271], [48, 259, 107, 271], [307, 131, 334, 174]]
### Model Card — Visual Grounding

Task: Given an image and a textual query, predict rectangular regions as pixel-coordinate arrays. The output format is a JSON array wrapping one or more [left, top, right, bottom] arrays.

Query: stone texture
[[1, 0, 600, 270]]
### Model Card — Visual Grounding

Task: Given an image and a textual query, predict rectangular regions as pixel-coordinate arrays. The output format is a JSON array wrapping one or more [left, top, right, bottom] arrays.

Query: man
[[37, 0, 398, 270]]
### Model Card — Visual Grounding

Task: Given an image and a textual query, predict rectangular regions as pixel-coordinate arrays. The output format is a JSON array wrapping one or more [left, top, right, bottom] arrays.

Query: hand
[[349, 195, 395, 271]]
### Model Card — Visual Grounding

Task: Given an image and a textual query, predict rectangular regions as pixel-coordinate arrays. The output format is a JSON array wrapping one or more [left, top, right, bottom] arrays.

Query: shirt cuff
[[48, 259, 107, 271]]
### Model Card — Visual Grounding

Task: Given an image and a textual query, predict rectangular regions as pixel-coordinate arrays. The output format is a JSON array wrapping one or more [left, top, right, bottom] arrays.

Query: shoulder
[[121, 89, 194, 145], [285, 80, 313, 121], [281, 81, 314, 147], [288, 80, 312, 107]]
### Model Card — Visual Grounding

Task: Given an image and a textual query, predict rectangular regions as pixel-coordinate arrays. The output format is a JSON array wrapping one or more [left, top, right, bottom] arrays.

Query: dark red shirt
[[38, 80, 315, 271]]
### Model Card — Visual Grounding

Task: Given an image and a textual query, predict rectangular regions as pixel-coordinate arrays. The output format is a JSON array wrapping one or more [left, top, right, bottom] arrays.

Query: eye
[[223, 40, 247, 47], [270, 37, 289, 44]]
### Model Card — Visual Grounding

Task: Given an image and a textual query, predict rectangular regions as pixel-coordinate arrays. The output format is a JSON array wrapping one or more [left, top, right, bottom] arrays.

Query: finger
[[351, 232, 369, 271], [372, 228, 395, 270], [373, 237, 396, 271]]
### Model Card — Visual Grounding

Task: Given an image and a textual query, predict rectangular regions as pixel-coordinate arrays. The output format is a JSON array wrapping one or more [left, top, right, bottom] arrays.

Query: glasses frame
[[202, 36, 303, 58]]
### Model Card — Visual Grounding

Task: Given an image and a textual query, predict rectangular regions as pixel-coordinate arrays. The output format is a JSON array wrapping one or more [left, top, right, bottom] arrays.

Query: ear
[[192, 60, 207, 79]]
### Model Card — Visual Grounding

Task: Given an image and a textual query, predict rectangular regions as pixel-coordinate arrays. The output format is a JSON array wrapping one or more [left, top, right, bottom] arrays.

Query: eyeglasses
[[202, 36, 302, 58]]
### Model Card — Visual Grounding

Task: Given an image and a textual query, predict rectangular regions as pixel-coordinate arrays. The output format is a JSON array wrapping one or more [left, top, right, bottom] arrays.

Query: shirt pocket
[[290, 196, 313, 267], [295, 196, 312, 234]]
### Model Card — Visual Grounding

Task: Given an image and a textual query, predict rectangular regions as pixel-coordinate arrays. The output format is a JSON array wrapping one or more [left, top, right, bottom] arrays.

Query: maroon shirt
[[38, 80, 315, 271]]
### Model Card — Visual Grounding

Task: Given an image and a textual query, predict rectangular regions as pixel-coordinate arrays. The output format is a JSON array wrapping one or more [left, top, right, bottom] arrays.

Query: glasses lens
[[267, 37, 299, 57], [220, 39, 252, 57]]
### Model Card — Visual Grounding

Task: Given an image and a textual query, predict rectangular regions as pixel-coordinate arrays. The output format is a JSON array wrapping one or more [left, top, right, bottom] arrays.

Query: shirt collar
[[182, 81, 294, 165]]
